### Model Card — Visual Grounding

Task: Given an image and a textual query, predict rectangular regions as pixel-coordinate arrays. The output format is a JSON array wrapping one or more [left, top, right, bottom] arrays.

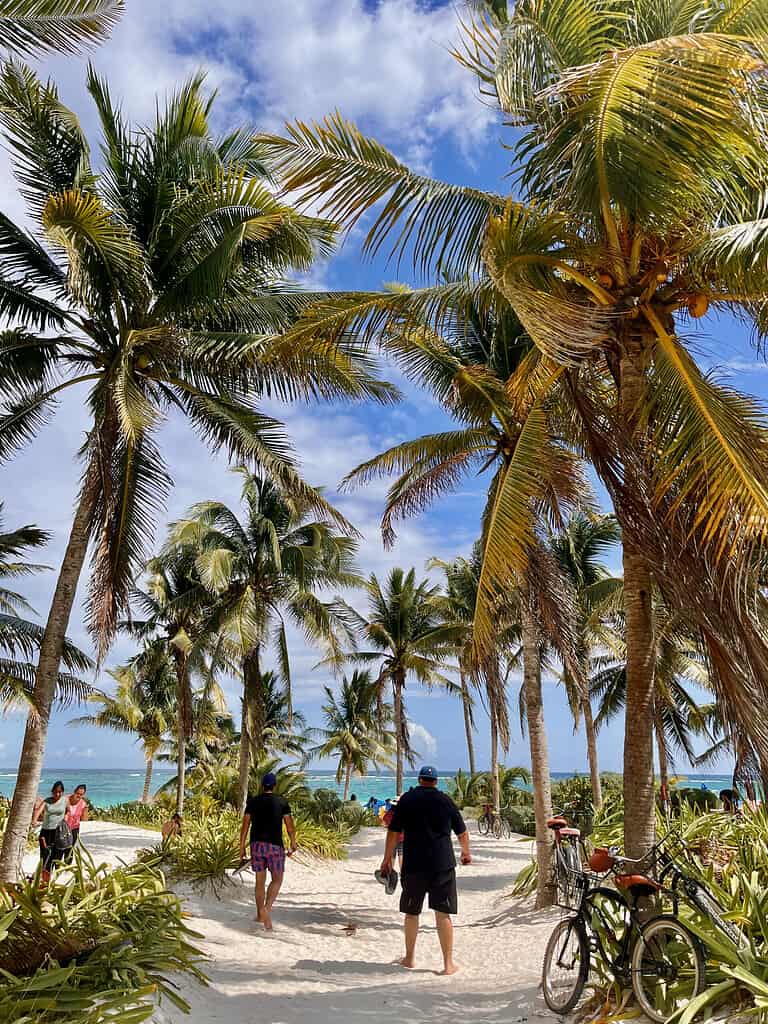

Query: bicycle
[[541, 818, 706, 1023], [477, 805, 494, 836], [652, 829, 748, 952]]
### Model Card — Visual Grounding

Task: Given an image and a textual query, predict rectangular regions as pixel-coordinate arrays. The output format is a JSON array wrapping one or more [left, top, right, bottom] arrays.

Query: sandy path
[[33, 821, 560, 1024]]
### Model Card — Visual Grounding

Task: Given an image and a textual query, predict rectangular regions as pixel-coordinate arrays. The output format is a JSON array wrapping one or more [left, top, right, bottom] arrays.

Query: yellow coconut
[[136, 352, 151, 370], [655, 260, 669, 283], [688, 294, 709, 319], [597, 272, 614, 288]]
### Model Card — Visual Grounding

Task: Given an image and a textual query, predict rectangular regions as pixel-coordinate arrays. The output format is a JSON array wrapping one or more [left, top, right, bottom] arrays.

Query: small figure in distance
[[719, 789, 741, 815], [162, 813, 183, 841], [381, 766, 471, 976], [239, 772, 297, 931], [64, 784, 89, 861], [350, 793, 357, 802], [33, 780, 68, 884]]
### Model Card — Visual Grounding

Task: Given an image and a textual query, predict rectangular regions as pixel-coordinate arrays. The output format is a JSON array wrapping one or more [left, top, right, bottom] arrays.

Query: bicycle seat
[[547, 816, 568, 830], [615, 873, 661, 895]]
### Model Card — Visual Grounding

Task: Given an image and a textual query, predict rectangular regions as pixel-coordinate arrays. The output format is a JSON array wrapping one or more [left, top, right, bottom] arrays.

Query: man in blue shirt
[[380, 766, 471, 975]]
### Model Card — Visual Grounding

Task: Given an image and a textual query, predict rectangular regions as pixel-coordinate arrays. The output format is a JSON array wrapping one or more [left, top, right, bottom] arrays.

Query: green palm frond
[[647, 315, 768, 564], [257, 113, 505, 275], [0, 0, 123, 57]]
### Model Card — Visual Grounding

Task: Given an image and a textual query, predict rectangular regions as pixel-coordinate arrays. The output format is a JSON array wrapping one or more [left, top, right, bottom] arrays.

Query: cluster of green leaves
[[298, 787, 378, 832], [449, 765, 532, 811], [0, 850, 206, 1023], [90, 801, 166, 829]]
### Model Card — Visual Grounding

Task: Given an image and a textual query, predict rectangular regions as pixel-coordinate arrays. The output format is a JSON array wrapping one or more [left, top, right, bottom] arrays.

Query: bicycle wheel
[[688, 885, 747, 950], [477, 815, 489, 836], [492, 815, 503, 839], [631, 915, 706, 1024], [542, 916, 590, 1014]]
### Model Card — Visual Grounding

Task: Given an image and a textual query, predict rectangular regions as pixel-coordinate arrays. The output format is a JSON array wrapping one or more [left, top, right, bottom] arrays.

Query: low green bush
[[0, 850, 206, 1023], [92, 802, 167, 829]]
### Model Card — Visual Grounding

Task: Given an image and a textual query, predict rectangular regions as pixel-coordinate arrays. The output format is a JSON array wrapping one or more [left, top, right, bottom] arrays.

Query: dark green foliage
[[0, 850, 206, 1023]]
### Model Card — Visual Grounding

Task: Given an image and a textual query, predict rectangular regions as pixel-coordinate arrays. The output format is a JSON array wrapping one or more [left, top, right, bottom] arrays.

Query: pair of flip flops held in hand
[[374, 867, 398, 895]]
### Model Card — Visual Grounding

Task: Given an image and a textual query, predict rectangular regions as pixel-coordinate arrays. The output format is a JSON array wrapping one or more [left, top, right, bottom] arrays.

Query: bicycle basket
[[555, 867, 590, 911]]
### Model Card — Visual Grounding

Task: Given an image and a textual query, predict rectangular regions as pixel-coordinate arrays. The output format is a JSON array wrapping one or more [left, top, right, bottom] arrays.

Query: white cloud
[[408, 721, 438, 761], [34, 0, 493, 159]]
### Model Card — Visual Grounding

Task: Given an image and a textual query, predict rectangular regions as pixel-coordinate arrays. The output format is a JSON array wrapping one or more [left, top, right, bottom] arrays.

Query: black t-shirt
[[388, 786, 466, 873], [245, 793, 291, 847]]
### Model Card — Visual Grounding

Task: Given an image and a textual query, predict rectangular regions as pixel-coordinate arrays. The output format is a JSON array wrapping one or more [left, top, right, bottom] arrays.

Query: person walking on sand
[[63, 784, 89, 861], [380, 766, 471, 975], [239, 772, 297, 931]]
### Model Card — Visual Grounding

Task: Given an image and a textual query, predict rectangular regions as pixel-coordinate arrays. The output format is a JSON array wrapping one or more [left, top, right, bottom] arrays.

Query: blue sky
[[0, 0, 762, 776]]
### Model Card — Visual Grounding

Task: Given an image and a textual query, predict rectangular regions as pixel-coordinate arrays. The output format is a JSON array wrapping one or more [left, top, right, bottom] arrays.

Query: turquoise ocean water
[[0, 768, 736, 808]]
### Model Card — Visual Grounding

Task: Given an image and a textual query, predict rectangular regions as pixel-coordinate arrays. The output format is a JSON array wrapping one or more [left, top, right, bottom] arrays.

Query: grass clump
[[0, 850, 206, 1023]]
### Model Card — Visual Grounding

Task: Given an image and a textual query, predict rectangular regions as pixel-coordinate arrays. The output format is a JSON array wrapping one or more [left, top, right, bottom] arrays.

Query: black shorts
[[399, 868, 457, 916]]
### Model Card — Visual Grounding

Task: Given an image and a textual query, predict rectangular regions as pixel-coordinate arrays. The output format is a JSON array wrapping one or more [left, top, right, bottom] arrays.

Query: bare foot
[[398, 957, 416, 969], [440, 962, 460, 976], [262, 909, 273, 931]]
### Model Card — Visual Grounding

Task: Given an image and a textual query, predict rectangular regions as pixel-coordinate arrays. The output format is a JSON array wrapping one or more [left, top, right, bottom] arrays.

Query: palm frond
[[0, 0, 123, 57]]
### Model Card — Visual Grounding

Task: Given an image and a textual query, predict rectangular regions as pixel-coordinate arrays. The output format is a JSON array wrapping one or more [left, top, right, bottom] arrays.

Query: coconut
[[136, 352, 151, 370], [688, 294, 709, 318], [597, 272, 614, 288]]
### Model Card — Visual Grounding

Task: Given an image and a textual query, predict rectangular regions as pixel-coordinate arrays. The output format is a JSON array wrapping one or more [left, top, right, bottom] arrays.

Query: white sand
[[32, 821, 560, 1024]]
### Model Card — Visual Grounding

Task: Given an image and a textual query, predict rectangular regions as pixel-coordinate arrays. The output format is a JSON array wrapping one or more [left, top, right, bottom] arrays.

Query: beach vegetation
[[0, 1, 123, 60], [0, 850, 206, 1023]]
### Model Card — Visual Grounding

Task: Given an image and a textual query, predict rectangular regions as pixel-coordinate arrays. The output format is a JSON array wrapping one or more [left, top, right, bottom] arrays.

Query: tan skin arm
[[284, 814, 298, 855]]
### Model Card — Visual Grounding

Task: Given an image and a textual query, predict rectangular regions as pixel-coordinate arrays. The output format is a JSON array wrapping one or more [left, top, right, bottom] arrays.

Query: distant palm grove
[[2, 0, 768, 924]]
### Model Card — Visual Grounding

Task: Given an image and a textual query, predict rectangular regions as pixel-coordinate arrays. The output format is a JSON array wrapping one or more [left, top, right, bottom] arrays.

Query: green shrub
[[92, 802, 167, 829], [0, 850, 206, 1023]]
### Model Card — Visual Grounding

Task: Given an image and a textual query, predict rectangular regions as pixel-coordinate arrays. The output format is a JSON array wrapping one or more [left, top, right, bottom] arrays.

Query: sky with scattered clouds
[[0, 0, 761, 779]]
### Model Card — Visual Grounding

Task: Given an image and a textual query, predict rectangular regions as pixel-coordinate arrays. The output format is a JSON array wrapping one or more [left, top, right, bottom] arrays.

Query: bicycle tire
[[492, 816, 503, 839], [477, 815, 489, 836], [631, 915, 706, 1024], [542, 916, 590, 1014]]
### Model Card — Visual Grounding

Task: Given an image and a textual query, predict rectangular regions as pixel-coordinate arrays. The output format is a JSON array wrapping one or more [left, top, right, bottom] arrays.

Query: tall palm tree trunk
[[582, 695, 602, 810], [620, 346, 657, 860], [460, 671, 476, 775], [172, 650, 191, 817], [343, 761, 352, 801], [393, 668, 405, 795], [237, 645, 262, 812], [489, 702, 500, 815], [141, 756, 154, 805], [521, 599, 554, 909], [0, 487, 93, 882]]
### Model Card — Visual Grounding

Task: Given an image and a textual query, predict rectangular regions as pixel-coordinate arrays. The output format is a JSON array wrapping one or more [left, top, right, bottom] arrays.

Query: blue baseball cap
[[262, 772, 277, 788], [418, 765, 438, 781]]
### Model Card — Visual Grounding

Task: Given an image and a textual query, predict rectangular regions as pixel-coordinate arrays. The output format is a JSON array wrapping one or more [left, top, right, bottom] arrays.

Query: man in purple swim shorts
[[239, 772, 297, 930]]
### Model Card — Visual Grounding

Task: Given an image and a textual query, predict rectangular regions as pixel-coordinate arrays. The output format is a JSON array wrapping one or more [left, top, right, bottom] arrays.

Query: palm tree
[[592, 600, 712, 805], [127, 551, 231, 815], [337, 568, 458, 794], [259, 1, 768, 857], [260, 671, 312, 762], [169, 467, 361, 811], [0, 1, 122, 58], [549, 513, 622, 809], [71, 642, 175, 803], [311, 670, 395, 800], [0, 66, 390, 879], [0, 503, 92, 714], [429, 551, 482, 775]]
